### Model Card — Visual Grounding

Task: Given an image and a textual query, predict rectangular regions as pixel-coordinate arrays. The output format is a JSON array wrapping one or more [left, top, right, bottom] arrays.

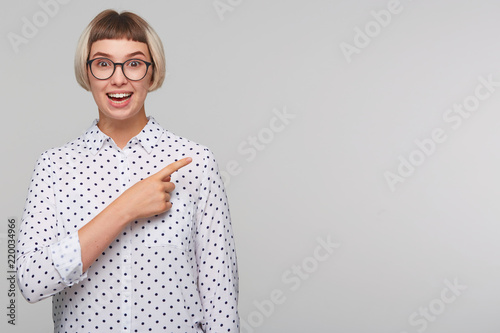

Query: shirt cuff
[[50, 231, 86, 286]]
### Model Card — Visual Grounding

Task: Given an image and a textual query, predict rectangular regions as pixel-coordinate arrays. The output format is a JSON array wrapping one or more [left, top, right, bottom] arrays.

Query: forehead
[[89, 39, 150, 59]]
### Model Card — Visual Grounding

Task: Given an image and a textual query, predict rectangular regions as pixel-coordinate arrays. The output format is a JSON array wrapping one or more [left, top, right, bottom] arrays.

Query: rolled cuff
[[50, 231, 86, 286]]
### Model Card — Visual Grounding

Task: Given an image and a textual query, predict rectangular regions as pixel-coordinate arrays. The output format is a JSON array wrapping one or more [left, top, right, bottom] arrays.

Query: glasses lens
[[123, 59, 148, 80], [91, 58, 114, 80]]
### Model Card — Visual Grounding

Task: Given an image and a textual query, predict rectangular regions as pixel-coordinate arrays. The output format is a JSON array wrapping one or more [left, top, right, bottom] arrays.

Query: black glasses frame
[[87, 57, 153, 81]]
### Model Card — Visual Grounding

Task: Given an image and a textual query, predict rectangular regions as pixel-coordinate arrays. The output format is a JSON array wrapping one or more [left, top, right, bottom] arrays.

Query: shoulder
[[160, 129, 219, 161], [158, 129, 224, 182], [35, 132, 92, 164]]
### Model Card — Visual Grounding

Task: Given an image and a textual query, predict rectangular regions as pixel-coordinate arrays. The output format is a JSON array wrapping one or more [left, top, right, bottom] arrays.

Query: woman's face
[[87, 38, 153, 123]]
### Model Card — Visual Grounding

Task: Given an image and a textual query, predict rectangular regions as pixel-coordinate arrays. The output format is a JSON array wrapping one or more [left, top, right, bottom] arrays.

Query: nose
[[110, 64, 128, 86]]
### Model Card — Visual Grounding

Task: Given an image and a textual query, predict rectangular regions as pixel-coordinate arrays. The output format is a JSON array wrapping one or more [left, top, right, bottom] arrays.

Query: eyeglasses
[[87, 57, 152, 81]]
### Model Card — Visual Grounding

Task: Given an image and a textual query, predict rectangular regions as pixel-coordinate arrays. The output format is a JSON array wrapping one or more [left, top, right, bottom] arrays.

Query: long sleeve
[[195, 148, 239, 332], [16, 152, 87, 303], [16, 117, 239, 331]]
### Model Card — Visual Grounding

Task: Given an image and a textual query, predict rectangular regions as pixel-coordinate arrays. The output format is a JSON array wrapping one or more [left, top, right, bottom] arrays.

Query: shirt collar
[[83, 116, 164, 155]]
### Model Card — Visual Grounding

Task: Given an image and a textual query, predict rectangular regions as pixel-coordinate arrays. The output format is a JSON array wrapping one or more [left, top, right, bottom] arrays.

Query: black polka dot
[[16, 116, 239, 332]]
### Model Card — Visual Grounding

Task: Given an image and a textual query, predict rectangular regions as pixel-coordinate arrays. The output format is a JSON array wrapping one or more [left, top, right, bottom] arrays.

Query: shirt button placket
[[118, 147, 133, 332]]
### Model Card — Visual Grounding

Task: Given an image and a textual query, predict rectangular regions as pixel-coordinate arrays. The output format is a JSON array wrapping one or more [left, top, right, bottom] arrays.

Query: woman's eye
[[97, 61, 111, 67], [128, 61, 141, 67]]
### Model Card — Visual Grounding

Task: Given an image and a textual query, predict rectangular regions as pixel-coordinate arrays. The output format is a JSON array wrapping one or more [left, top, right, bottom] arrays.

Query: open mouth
[[107, 92, 132, 104]]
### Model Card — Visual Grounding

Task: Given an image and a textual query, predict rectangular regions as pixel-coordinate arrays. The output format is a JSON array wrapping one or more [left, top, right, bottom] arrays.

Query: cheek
[[88, 77, 105, 93], [149, 72, 154, 88], [136, 80, 153, 94], [87, 69, 96, 89], [144, 71, 154, 90], [88, 81, 107, 103]]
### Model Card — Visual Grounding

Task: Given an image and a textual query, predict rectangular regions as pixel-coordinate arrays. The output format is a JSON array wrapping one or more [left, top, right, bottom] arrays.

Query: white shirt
[[16, 116, 239, 333]]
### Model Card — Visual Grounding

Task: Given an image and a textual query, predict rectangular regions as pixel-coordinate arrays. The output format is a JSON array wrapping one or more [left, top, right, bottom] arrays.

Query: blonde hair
[[74, 9, 166, 91]]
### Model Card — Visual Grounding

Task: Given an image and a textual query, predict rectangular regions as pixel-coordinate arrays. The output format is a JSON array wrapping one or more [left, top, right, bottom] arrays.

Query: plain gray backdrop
[[2, 0, 500, 332]]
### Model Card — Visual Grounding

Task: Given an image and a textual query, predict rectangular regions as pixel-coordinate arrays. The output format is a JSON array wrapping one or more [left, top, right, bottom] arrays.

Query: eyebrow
[[91, 51, 147, 59]]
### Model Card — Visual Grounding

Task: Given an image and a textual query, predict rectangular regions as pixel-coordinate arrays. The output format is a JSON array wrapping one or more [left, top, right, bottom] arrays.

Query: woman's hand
[[78, 157, 192, 272], [117, 157, 193, 221]]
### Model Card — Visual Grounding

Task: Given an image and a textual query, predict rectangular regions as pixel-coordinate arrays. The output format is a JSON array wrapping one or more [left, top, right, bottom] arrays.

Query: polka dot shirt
[[16, 117, 239, 332]]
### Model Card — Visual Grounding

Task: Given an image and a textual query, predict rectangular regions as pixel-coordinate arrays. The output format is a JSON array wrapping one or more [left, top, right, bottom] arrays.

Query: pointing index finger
[[156, 157, 192, 179]]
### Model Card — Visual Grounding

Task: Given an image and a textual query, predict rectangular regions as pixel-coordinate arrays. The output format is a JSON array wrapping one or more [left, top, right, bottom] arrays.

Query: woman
[[16, 9, 239, 332]]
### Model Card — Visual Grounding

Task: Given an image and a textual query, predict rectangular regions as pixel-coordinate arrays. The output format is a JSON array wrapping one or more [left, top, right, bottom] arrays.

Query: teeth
[[107, 93, 132, 98]]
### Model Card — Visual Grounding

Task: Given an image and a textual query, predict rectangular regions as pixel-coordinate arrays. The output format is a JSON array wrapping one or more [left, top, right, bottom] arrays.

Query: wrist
[[108, 196, 135, 226]]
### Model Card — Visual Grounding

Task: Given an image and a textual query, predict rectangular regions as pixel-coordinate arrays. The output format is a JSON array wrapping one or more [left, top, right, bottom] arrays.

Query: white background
[[1, 0, 500, 332]]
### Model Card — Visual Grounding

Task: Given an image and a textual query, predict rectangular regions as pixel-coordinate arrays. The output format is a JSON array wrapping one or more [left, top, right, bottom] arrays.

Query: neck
[[97, 109, 149, 149]]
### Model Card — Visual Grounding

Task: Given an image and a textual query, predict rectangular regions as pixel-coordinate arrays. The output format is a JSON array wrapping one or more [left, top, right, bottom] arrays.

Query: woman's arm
[[16, 154, 191, 302], [17, 152, 82, 303], [78, 157, 191, 272], [195, 149, 239, 332]]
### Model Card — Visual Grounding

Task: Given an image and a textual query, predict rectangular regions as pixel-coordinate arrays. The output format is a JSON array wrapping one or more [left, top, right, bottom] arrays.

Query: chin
[[99, 107, 136, 120]]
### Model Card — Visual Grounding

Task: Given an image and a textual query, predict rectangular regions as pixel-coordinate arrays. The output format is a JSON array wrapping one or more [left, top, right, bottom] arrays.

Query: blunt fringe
[[75, 10, 166, 91]]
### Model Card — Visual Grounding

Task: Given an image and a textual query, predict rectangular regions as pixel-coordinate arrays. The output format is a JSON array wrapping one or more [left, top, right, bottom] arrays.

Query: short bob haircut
[[75, 9, 166, 92]]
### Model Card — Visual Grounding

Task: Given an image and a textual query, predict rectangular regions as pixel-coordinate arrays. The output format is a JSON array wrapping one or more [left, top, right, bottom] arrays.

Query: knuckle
[[166, 182, 175, 192]]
